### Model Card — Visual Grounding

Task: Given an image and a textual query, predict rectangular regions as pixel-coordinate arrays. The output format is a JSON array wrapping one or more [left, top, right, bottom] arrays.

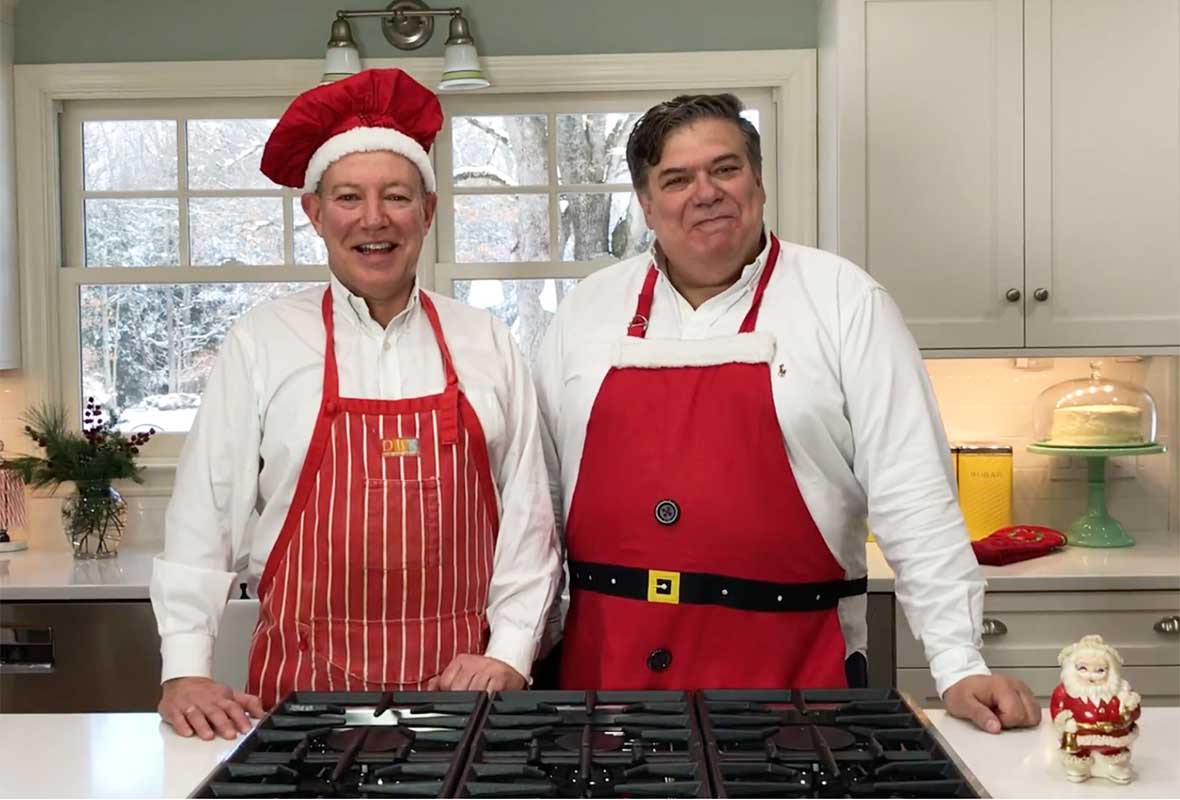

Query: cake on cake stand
[[1026, 442, 1165, 547], [1029, 361, 1162, 548]]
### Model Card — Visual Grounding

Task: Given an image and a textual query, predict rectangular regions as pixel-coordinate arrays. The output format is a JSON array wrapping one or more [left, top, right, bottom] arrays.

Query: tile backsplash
[[925, 356, 1178, 535], [2, 356, 1178, 550]]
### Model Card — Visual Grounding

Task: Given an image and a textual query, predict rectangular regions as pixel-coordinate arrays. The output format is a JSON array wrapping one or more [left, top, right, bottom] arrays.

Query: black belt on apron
[[568, 560, 868, 613]]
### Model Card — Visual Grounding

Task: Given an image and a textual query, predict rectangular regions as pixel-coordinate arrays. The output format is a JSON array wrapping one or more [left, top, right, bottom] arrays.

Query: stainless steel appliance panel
[[1, 601, 161, 712]]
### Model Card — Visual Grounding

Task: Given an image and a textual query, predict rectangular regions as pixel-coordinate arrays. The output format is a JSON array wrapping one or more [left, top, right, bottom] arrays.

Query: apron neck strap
[[320, 288, 341, 404], [627, 234, 782, 339], [627, 267, 659, 338], [738, 234, 781, 333], [418, 292, 461, 445]]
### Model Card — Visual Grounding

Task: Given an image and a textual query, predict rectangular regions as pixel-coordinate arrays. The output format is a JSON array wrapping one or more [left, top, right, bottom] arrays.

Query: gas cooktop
[[191, 688, 986, 798]]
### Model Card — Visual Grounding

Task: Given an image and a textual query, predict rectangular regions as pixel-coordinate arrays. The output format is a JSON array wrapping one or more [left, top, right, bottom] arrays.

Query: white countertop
[[926, 707, 1180, 798], [2, 534, 1176, 601], [865, 533, 1179, 591], [0, 547, 159, 600], [1, 708, 1176, 798]]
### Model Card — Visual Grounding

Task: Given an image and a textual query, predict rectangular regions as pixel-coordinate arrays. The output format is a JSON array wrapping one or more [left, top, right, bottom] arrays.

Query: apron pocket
[[307, 613, 473, 687], [365, 477, 441, 570]]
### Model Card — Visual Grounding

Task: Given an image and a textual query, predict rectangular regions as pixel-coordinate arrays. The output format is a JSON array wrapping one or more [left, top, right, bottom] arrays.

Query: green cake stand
[[1027, 443, 1167, 548]]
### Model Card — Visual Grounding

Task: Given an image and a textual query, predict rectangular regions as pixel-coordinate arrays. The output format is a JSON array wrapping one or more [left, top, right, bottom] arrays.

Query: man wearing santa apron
[[533, 93, 1041, 733], [150, 69, 560, 740]]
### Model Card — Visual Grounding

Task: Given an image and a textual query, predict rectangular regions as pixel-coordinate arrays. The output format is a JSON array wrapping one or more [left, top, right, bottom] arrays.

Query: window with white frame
[[55, 87, 777, 452], [58, 97, 327, 449]]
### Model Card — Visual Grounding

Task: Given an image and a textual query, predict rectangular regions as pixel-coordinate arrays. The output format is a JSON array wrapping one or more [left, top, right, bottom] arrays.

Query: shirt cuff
[[930, 645, 991, 698], [485, 624, 540, 684], [160, 632, 216, 684]]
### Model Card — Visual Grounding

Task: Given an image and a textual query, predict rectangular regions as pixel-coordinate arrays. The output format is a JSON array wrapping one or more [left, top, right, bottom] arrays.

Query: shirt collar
[[328, 273, 421, 335], [650, 228, 772, 304]]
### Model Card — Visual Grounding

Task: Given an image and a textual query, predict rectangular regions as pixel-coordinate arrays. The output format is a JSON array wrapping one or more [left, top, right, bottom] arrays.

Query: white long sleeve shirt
[[150, 275, 561, 686], [533, 236, 990, 697]]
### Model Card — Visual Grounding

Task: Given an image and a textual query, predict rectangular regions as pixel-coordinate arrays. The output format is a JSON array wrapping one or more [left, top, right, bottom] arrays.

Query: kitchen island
[[0, 707, 1176, 798]]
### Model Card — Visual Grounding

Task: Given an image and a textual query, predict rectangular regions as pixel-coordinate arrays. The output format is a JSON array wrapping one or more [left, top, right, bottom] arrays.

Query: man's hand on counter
[[159, 677, 265, 741], [426, 654, 526, 693], [944, 674, 1041, 733]]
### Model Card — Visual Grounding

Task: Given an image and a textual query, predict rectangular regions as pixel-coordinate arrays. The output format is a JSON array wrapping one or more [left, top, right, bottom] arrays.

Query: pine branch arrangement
[[0, 399, 156, 490]]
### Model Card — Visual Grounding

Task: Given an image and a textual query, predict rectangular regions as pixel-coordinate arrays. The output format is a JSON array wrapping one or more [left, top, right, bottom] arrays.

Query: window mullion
[[177, 116, 190, 267], [547, 110, 560, 261], [283, 193, 294, 265]]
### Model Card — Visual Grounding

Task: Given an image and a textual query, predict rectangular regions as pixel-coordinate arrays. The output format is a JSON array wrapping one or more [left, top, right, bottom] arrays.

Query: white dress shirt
[[533, 236, 990, 696], [151, 275, 561, 685]]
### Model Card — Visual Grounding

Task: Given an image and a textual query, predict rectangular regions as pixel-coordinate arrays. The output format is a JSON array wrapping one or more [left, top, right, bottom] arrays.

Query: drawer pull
[[1154, 616, 1180, 635], [0, 625, 55, 674], [981, 618, 1008, 637]]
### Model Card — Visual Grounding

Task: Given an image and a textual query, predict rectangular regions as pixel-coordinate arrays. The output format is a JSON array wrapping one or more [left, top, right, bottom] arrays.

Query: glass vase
[[61, 481, 126, 559]]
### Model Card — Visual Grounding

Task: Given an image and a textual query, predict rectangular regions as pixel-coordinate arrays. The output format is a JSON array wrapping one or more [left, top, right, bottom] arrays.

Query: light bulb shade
[[439, 43, 490, 91], [322, 44, 362, 84]]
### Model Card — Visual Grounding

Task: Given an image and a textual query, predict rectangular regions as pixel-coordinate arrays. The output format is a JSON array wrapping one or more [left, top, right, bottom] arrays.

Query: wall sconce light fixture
[[324, 0, 490, 91]]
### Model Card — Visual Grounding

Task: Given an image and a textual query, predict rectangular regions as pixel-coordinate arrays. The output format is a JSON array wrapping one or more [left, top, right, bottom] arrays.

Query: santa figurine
[[1051, 634, 1141, 784]]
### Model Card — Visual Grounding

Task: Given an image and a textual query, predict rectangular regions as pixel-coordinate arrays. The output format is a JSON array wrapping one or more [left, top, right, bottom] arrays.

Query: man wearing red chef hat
[[150, 69, 561, 740]]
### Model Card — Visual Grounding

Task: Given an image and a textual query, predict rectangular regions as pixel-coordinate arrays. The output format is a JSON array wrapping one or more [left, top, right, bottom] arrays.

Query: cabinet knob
[[981, 617, 1008, 637], [1154, 615, 1180, 635], [1005, 288, 1022, 302], [1033, 288, 1050, 302]]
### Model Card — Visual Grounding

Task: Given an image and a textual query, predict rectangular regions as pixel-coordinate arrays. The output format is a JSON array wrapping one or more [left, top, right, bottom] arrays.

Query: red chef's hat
[[261, 69, 443, 193]]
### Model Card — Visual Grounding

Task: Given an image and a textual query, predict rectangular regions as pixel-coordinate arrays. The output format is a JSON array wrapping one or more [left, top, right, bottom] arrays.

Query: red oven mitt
[[971, 525, 1067, 566]]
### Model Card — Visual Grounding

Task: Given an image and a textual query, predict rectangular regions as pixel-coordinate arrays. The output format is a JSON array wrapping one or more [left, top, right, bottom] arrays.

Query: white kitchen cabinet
[[1024, 0, 1180, 348], [819, 0, 1180, 351], [0, 2, 19, 369], [895, 590, 1180, 707]]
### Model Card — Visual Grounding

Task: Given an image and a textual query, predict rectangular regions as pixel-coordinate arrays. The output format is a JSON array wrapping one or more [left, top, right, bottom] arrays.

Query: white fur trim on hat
[[302, 126, 436, 193], [613, 331, 776, 369]]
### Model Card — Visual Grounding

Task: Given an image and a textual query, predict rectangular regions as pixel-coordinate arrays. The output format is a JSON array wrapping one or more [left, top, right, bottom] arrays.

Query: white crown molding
[[13, 49, 815, 97]]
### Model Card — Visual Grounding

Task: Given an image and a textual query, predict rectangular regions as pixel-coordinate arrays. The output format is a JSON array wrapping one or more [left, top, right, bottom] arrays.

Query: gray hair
[[626, 93, 762, 193]]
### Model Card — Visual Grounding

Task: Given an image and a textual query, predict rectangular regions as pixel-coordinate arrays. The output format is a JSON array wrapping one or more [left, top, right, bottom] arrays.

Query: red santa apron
[[559, 235, 866, 690], [247, 288, 498, 709]]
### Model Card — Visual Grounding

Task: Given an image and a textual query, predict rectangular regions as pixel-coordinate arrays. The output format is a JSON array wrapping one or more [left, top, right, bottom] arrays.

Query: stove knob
[[647, 648, 672, 672]]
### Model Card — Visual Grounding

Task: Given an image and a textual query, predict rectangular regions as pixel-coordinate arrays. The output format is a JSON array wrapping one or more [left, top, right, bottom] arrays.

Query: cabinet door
[[1024, 0, 1180, 346], [863, 0, 1025, 348]]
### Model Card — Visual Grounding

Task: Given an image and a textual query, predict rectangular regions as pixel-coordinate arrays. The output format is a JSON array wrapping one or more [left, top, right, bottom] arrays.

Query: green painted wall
[[15, 0, 817, 64]]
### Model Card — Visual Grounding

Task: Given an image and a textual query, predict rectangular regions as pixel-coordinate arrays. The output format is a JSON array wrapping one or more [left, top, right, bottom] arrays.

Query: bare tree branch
[[463, 118, 511, 148], [455, 169, 512, 187]]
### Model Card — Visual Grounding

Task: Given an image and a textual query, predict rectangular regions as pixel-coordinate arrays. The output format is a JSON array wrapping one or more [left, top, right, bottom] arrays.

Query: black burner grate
[[189, 690, 483, 799], [697, 689, 984, 798], [453, 690, 710, 798]]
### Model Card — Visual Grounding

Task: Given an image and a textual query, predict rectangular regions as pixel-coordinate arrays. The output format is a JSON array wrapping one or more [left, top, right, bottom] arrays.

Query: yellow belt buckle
[[647, 570, 681, 604]]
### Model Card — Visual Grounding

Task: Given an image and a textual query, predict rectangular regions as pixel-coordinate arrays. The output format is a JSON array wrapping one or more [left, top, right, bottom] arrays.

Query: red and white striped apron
[[560, 235, 863, 690], [247, 288, 498, 709]]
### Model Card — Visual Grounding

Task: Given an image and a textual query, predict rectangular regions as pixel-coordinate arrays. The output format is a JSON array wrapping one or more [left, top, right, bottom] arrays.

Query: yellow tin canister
[[955, 444, 1013, 540]]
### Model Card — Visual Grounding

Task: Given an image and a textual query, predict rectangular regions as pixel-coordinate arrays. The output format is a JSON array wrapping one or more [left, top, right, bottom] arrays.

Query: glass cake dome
[[1033, 361, 1157, 447]]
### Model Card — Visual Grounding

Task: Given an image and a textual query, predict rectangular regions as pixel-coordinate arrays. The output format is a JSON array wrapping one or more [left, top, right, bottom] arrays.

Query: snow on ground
[[117, 407, 198, 434]]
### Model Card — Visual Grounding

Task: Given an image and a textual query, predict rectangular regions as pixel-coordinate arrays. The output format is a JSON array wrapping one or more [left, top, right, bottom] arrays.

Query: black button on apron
[[647, 648, 672, 672], [654, 499, 680, 525]]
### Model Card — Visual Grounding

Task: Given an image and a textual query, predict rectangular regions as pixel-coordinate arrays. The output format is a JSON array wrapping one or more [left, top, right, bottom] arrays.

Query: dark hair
[[626, 93, 762, 193]]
